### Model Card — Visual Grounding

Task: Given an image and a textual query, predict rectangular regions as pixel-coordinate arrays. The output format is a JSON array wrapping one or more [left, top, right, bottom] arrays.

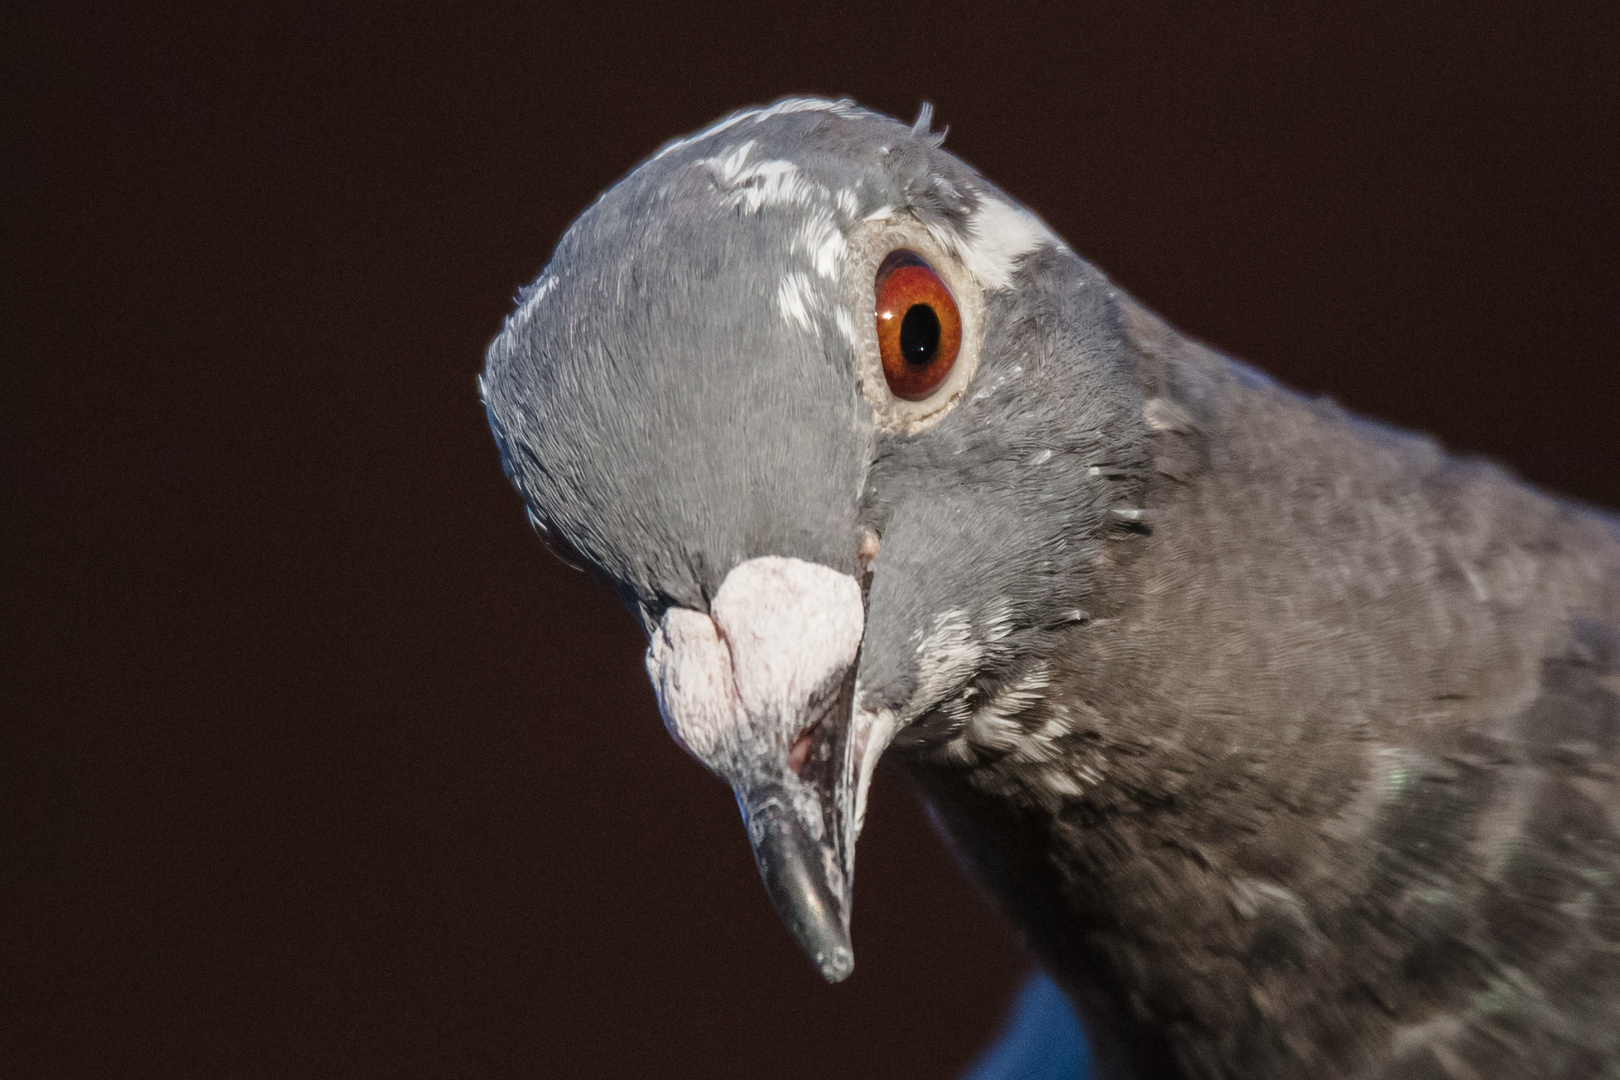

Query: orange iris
[[874, 250, 962, 401]]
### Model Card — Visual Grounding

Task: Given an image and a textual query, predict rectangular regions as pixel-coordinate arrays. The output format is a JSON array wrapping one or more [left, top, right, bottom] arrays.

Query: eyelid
[[873, 248, 930, 290]]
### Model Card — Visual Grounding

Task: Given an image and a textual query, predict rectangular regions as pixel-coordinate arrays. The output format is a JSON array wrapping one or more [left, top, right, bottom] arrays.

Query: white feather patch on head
[[700, 139, 757, 184], [796, 209, 848, 281], [650, 98, 861, 162], [926, 195, 1057, 292], [777, 271, 820, 333], [519, 272, 558, 312], [833, 307, 861, 353], [737, 160, 816, 212], [697, 140, 822, 213], [750, 97, 863, 123]]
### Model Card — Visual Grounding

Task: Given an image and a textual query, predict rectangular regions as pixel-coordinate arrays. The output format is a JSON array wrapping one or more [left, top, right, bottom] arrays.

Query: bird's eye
[[874, 250, 962, 401]]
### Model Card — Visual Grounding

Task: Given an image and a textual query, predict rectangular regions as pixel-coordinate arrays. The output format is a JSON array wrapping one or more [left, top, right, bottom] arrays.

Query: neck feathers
[[905, 298, 1620, 1078]]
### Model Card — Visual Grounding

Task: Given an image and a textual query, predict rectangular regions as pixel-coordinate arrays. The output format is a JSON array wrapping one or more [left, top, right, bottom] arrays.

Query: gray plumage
[[482, 99, 1620, 1079]]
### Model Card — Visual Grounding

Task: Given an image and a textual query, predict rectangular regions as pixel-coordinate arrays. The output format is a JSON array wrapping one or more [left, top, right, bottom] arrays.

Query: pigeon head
[[482, 98, 1151, 980]]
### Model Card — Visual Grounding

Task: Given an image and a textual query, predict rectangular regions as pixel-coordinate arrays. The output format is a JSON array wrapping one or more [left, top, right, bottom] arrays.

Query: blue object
[[961, 970, 1091, 1080]]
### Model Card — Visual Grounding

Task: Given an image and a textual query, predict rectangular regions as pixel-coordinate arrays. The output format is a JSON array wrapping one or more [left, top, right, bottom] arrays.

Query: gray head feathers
[[482, 96, 1147, 728]]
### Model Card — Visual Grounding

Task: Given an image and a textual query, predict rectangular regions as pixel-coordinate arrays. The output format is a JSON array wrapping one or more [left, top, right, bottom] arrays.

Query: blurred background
[[6, 2, 1618, 1076]]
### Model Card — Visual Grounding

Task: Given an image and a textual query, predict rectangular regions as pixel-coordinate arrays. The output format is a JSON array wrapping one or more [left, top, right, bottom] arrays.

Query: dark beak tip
[[740, 787, 857, 983], [778, 890, 854, 982], [815, 943, 855, 983]]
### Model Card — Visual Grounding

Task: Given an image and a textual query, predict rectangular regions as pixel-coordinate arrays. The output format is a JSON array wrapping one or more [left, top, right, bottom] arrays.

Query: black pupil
[[899, 304, 940, 366]]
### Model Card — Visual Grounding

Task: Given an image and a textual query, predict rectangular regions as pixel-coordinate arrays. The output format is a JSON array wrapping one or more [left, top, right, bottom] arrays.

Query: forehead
[[549, 101, 969, 288], [485, 102, 966, 610], [643, 99, 953, 218]]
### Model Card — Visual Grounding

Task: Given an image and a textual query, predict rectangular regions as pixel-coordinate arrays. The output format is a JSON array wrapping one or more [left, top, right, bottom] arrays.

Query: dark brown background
[[6, 2, 1618, 1077]]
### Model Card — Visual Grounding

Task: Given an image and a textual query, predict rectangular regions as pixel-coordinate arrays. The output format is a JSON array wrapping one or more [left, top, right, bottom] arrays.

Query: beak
[[645, 557, 894, 982], [734, 663, 856, 980]]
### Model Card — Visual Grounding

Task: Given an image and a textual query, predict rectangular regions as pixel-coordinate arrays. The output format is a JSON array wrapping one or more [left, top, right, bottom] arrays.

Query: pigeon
[[480, 98, 1620, 1079]]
